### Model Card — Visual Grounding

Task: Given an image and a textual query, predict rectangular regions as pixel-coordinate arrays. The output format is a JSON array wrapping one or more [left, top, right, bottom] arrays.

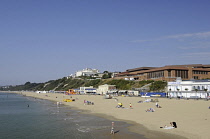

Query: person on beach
[[130, 103, 132, 108], [146, 108, 155, 112], [160, 122, 177, 129], [57, 102, 60, 106], [111, 127, 114, 134], [110, 122, 115, 134], [156, 102, 158, 108], [116, 103, 123, 108]]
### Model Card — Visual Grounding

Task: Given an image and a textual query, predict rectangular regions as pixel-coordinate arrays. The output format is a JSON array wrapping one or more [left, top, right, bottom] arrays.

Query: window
[[168, 70, 171, 77], [193, 76, 198, 79], [147, 71, 164, 79], [193, 70, 208, 75], [175, 70, 188, 79]]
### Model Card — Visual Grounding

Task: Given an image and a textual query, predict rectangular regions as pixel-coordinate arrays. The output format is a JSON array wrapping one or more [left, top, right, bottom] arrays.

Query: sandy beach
[[6, 91, 210, 139]]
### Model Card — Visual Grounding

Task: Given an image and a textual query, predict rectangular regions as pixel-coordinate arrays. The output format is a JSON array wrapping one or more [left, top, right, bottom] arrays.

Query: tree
[[102, 72, 112, 79], [103, 71, 109, 73], [102, 74, 109, 79], [25, 82, 31, 85]]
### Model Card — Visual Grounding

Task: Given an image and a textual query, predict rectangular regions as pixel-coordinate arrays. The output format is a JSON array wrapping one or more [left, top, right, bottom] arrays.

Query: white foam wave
[[77, 127, 90, 133]]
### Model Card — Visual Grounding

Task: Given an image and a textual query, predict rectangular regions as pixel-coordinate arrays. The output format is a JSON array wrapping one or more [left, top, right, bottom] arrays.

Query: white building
[[97, 84, 117, 95], [75, 68, 99, 77], [168, 78, 210, 98], [79, 86, 97, 94], [36, 91, 47, 93]]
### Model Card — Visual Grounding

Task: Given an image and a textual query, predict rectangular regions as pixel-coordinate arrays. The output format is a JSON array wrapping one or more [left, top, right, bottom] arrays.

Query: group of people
[[84, 100, 94, 105], [145, 108, 155, 112], [115, 100, 162, 111], [145, 102, 162, 112], [56, 101, 62, 106], [116, 103, 133, 109]]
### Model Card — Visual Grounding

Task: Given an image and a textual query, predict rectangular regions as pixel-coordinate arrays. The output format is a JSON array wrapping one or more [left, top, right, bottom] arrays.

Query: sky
[[1, 0, 210, 85]]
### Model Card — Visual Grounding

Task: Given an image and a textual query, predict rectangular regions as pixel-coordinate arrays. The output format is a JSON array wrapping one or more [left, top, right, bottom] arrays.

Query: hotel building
[[114, 64, 210, 82]]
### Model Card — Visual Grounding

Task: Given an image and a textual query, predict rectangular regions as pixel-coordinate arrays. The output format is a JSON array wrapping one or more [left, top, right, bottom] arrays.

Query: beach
[[6, 91, 210, 139]]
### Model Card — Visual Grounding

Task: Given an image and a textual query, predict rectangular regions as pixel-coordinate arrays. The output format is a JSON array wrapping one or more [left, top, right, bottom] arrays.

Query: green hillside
[[0, 77, 167, 92]]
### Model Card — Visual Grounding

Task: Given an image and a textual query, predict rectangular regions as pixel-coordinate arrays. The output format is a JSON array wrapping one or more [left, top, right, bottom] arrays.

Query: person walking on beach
[[110, 122, 115, 134], [130, 103, 132, 109]]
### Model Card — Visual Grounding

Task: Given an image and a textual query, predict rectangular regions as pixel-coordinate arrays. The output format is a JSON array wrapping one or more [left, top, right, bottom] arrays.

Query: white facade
[[36, 91, 47, 93], [125, 77, 135, 81], [79, 86, 96, 94], [168, 78, 210, 98], [75, 68, 99, 77], [97, 84, 116, 95], [128, 90, 139, 96]]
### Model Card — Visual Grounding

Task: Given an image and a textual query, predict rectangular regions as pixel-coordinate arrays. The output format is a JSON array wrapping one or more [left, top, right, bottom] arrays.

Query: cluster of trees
[[149, 81, 167, 91], [0, 82, 43, 91]]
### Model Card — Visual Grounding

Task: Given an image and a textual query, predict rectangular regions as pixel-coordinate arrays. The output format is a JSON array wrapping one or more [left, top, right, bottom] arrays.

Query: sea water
[[0, 92, 145, 139]]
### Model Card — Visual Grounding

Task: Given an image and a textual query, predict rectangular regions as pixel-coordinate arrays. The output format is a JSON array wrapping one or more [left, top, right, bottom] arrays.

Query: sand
[[6, 91, 210, 139]]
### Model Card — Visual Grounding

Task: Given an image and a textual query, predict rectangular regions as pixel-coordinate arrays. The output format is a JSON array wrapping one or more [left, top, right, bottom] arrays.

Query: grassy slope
[[0, 78, 167, 92]]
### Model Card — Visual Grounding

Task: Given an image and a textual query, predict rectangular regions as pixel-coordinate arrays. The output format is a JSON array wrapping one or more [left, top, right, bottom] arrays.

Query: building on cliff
[[114, 64, 210, 82]]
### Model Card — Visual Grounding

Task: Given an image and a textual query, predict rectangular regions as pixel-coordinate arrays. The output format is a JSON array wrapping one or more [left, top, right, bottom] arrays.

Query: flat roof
[[126, 67, 157, 72]]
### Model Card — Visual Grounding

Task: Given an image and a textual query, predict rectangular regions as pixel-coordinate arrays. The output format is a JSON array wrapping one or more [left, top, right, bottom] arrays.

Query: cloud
[[165, 31, 210, 39], [182, 52, 210, 58], [132, 31, 210, 43], [178, 46, 210, 50]]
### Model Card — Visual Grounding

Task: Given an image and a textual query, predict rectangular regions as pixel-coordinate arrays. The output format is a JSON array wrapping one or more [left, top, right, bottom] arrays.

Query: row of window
[[147, 71, 164, 78], [175, 70, 188, 79], [193, 71, 208, 75], [117, 70, 209, 79], [193, 86, 207, 90]]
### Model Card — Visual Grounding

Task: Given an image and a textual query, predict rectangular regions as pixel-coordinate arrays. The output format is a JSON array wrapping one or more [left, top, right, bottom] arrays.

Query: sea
[[0, 92, 145, 139]]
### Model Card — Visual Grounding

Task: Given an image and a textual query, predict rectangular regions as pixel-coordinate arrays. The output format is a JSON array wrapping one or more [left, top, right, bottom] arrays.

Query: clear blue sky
[[1, 0, 210, 85]]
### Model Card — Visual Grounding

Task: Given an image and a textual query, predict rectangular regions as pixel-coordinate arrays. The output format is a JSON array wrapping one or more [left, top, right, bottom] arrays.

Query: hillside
[[0, 77, 167, 92]]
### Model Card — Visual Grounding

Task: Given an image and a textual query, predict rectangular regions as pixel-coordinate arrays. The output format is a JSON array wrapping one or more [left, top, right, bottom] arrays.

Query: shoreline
[[3, 91, 209, 139]]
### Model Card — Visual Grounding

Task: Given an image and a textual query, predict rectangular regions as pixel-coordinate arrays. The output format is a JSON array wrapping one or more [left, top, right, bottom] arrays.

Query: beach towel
[[163, 126, 175, 129]]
